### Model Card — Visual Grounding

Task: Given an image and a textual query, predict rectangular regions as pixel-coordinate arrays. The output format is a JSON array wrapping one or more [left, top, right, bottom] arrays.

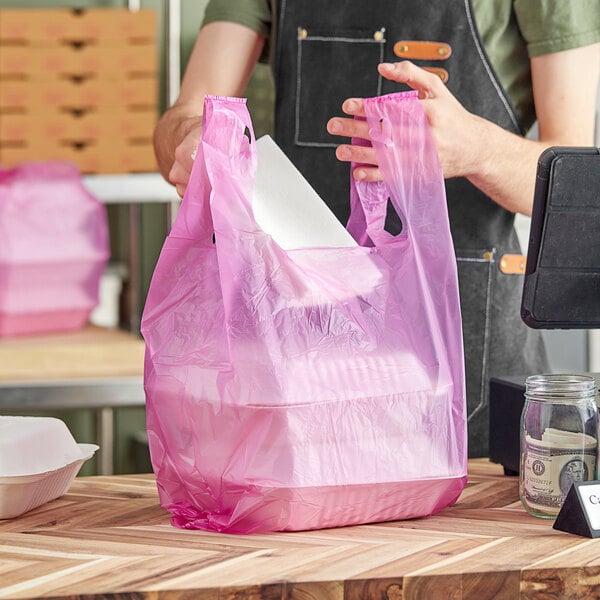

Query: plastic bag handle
[[347, 172, 399, 247], [168, 95, 257, 244], [202, 96, 261, 238], [359, 91, 448, 246], [347, 91, 449, 251], [346, 119, 407, 248]]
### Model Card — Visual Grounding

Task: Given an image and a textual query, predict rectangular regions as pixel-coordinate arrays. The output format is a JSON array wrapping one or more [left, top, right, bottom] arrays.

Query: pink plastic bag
[[142, 93, 467, 533], [0, 161, 109, 336]]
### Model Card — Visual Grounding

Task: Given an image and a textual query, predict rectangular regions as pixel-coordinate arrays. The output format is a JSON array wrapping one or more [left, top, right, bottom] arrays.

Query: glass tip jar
[[520, 374, 598, 519]]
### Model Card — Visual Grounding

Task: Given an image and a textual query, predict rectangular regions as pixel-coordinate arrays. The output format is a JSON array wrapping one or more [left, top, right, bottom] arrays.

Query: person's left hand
[[326, 61, 486, 182]]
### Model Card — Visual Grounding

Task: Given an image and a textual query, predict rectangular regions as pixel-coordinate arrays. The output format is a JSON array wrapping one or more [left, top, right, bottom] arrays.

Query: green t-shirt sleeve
[[202, 0, 271, 39], [514, 0, 600, 57]]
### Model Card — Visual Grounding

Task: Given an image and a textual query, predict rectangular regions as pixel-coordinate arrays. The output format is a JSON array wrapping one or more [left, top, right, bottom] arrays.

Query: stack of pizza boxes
[[0, 8, 158, 173]]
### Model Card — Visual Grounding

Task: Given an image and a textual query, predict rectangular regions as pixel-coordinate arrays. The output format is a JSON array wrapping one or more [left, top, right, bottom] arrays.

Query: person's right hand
[[327, 61, 484, 183], [167, 119, 202, 198]]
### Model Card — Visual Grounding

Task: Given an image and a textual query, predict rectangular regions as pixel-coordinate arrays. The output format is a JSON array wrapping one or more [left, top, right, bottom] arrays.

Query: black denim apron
[[272, 0, 548, 457]]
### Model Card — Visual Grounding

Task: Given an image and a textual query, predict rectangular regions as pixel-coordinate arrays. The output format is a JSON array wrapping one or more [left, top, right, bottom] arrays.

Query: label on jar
[[522, 430, 597, 515]]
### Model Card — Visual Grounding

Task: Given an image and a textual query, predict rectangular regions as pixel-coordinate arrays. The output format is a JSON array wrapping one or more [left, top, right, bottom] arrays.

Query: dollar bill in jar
[[521, 428, 597, 517]]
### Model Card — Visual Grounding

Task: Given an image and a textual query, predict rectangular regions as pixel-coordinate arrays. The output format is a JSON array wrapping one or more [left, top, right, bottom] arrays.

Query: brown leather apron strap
[[499, 253, 526, 275], [422, 66, 448, 82], [393, 40, 452, 60]]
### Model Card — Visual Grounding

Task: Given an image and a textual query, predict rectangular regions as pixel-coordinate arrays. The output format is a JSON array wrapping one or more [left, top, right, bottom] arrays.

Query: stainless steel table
[[0, 325, 147, 476]]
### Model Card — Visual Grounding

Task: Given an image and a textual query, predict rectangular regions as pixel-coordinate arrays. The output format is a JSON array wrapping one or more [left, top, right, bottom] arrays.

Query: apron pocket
[[295, 27, 385, 147], [456, 248, 496, 425]]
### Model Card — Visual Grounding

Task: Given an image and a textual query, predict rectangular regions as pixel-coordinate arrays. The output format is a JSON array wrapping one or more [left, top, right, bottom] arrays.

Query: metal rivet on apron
[[373, 29, 385, 42], [482, 251, 494, 261], [437, 46, 449, 57], [298, 27, 308, 40], [396, 43, 408, 53]]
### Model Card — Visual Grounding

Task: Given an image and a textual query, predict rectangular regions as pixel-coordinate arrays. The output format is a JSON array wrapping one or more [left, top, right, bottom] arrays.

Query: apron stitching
[[462, 0, 521, 134], [467, 247, 495, 423], [304, 36, 382, 43], [378, 36, 384, 96], [294, 29, 302, 146], [295, 141, 339, 148], [457, 257, 495, 263]]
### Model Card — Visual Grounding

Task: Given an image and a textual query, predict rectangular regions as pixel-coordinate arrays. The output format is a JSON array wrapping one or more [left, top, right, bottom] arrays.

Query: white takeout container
[[0, 416, 98, 519]]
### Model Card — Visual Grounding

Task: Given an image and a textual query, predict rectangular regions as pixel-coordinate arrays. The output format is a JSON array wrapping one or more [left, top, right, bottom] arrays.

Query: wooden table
[[0, 325, 146, 475], [1, 459, 599, 599]]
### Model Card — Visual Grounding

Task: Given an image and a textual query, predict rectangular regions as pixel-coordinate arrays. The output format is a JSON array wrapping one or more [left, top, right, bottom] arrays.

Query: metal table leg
[[96, 407, 115, 475]]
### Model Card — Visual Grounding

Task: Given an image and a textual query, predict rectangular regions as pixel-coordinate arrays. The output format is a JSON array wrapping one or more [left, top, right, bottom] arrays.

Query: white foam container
[[0, 416, 98, 519]]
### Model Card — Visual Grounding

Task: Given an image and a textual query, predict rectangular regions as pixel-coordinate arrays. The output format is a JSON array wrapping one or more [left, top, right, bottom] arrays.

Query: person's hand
[[153, 22, 266, 197], [326, 61, 485, 182], [167, 118, 203, 198]]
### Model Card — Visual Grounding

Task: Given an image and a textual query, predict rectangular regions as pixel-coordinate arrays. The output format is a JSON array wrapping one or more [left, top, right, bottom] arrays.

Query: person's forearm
[[472, 44, 600, 216], [464, 117, 556, 217]]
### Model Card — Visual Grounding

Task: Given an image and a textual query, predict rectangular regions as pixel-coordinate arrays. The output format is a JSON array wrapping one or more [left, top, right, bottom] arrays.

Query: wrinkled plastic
[[0, 161, 109, 336], [142, 93, 467, 533]]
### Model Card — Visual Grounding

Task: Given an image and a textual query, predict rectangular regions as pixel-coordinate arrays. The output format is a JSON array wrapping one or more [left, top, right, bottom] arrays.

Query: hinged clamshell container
[[0, 416, 98, 519]]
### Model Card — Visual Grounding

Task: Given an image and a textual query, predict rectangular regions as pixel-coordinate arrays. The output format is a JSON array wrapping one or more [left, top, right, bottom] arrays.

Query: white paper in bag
[[252, 135, 358, 250], [251, 135, 383, 301]]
